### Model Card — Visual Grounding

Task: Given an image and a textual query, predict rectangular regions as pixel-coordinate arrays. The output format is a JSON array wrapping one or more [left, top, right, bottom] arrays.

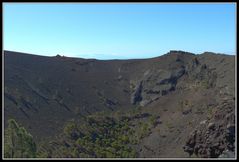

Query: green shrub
[[63, 121, 80, 140], [149, 115, 157, 127]]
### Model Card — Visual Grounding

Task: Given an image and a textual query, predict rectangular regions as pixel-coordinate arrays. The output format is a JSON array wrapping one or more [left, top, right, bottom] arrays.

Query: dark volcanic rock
[[4, 50, 235, 158], [183, 99, 235, 158], [131, 81, 143, 105], [130, 65, 186, 107]]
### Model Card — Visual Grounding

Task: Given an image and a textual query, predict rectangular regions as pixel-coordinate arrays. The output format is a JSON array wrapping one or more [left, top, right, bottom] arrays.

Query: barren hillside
[[4, 50, 235, 158]]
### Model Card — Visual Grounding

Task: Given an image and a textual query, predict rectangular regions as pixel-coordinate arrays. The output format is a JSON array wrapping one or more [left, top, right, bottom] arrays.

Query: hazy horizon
[[4, 49, 235, 61]]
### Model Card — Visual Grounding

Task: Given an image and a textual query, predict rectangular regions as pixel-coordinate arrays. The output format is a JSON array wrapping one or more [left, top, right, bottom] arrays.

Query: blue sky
[[3, 3, 236, 59]]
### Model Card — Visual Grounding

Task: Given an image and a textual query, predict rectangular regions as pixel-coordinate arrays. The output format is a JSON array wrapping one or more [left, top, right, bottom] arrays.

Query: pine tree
[[4, 119, 37, 158]]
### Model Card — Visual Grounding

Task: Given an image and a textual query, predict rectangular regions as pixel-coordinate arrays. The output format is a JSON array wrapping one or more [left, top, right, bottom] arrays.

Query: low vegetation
[[4, 109, 160, 158]]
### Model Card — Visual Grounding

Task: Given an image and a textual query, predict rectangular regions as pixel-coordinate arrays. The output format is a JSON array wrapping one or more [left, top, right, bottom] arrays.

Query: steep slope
[[3, 50, 235, 158]]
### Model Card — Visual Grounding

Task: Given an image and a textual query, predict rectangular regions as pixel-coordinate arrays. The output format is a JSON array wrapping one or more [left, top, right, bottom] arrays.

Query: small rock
[[117, 75, 122, 80], [226, 124, 235, 136], [219, 150, 235, 158], [139, 99, 152, 107], [143, 70, 150, 76], [200, 120, 207, 125], [213, 142, 220, 147], [208, 122, 215, 129], [226, 123, 235, 129]]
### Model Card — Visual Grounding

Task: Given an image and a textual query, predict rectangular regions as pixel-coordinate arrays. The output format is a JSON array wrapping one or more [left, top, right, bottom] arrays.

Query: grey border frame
[[2, 2, 237, 160]]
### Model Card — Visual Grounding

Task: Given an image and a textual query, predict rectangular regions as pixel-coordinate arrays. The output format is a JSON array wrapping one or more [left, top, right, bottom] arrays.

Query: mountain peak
[[168, 50, 195, 55]]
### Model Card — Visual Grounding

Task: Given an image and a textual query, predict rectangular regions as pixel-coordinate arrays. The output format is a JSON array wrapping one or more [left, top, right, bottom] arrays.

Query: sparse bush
[[201, 80, 210, 89], [149, 115, 158, 127], [63, 121, 80, 140]]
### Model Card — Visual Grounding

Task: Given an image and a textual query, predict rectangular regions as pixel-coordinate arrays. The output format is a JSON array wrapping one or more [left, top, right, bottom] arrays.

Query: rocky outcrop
[[130, 66, 185, 106], [183, 98, 235, 158], [131, 81, 143, 105], [185, 57, 218, 89], [218, 150, 235, 158]]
